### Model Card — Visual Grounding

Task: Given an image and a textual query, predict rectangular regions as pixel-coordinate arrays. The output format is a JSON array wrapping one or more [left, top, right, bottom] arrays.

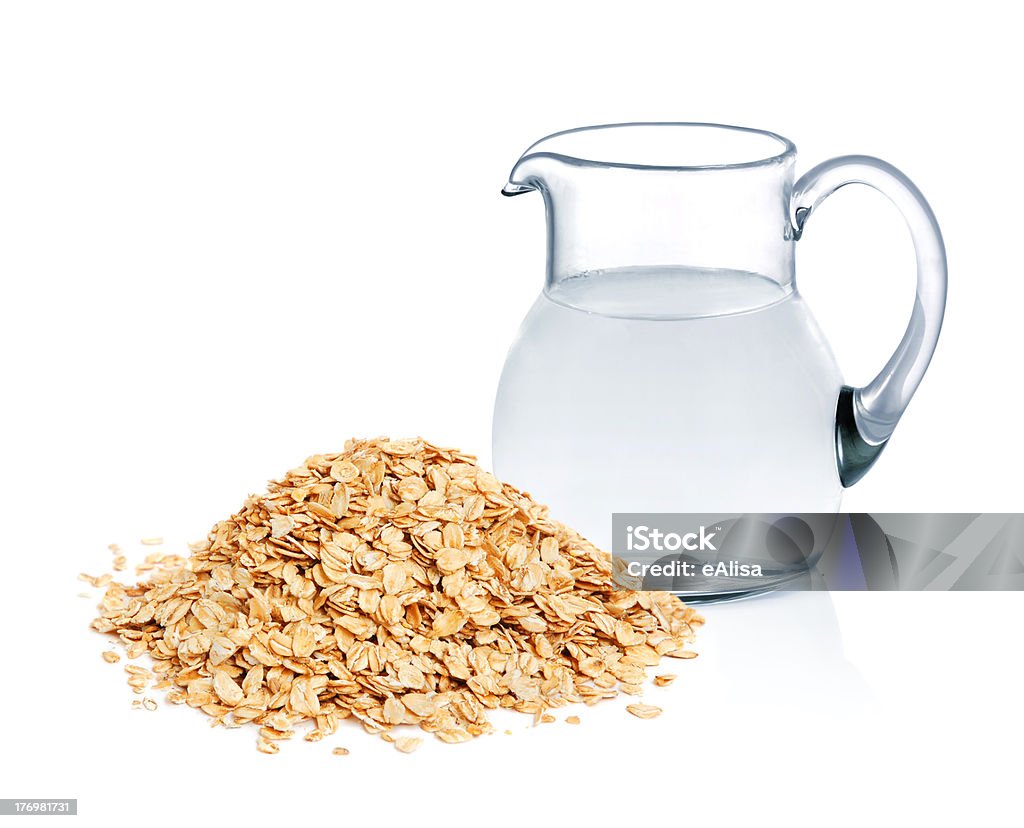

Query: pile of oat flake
[[87, 437, 703, 753]]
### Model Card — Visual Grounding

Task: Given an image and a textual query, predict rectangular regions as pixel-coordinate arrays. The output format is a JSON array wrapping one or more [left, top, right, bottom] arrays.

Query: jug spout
[[501, 181, 534, 196], [501, 153, 558, 197]]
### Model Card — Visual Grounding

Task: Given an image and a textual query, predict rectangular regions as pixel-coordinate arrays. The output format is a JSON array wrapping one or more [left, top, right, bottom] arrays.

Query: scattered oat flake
[[140, 537, 163, 546], [541, 714, 556, 724], [654, 674, 677, 687], [256, 737, 279, 754], [626, 704, 663, 720], [142, 698, 157, 711], [394, 737, 422, 754], [101, 651, 120, 664], [332, 747, 350, 756]]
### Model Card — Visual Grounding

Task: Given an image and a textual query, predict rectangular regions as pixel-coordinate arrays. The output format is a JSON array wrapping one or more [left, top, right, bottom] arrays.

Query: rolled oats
[[88, 438, 702, 752], [626, 703, 663, 720]]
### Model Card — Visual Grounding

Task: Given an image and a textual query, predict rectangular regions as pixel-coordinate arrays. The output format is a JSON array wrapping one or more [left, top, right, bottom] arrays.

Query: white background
[[1, 2, 1021, 825]]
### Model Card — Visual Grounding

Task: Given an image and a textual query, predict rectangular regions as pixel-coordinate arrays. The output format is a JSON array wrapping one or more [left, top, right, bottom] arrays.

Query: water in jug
[[492, 123, 946, 599]]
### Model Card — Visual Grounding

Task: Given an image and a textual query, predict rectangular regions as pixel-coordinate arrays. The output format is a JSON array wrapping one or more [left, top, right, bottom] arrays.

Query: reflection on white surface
[[689, 589, 872, 717]]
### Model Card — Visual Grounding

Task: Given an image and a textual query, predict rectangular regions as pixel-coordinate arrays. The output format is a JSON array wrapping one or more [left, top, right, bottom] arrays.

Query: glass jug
[[493, 123, 946, 593]]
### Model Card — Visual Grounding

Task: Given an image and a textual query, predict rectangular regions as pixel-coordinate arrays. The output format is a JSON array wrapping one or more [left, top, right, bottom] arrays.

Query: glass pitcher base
[[671, 567, 820, 604]]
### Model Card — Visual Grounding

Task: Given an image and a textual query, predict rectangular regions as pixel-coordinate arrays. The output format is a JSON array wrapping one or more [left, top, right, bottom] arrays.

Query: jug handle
[[790, 156, 947, 487]]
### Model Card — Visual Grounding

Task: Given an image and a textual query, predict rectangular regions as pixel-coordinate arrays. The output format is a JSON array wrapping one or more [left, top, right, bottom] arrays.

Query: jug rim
[[515, 122, 796, 173]]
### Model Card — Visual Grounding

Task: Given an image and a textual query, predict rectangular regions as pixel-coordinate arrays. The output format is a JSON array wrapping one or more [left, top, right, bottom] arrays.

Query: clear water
[[547, 265, 792, 320], [493, 266, 844, 555]]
